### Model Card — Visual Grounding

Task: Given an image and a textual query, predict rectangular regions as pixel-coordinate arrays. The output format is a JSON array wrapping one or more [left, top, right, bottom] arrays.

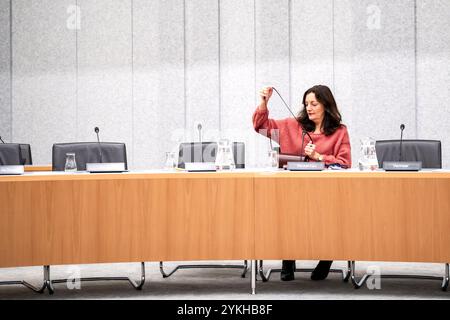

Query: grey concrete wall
[[2, 0, 449, 168], [334, 0, 416, 167], [12, 0, 76, 163], [132, 0, 185, 169], [76, 0, 133, 162], [0, 0, 11, 143], [417, 0, 450, 168]]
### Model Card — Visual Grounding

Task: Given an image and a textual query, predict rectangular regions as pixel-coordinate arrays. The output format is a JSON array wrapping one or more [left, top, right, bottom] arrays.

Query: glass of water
[[164, 152, 177, 170], [267, 149, 279, 170], [64, 153, 77, 172], [358, 137, 379, 171]]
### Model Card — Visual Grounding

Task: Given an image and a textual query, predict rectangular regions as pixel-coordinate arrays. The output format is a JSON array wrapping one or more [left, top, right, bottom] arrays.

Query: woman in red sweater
[[252, 84, 351, 281]]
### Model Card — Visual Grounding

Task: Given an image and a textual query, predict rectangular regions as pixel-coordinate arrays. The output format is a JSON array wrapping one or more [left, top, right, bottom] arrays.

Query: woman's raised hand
[[258, 87, 273, 111], [259, 87, 273, 103]]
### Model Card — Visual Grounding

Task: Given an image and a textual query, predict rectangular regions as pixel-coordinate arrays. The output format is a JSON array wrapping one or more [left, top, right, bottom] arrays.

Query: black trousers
[[281, 260, 333, 273]]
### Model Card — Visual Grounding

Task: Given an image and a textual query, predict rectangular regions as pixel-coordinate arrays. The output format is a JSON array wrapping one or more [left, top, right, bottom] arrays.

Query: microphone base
[[184, 162, 217, 172], [0, 165, 25, 175], [86, 162, 126, 173], [287, 161, 325, 171], [383, 161, 422, 171]]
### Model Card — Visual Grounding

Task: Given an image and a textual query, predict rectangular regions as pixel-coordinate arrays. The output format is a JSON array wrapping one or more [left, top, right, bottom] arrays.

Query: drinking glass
[[358, 137, 379, 171], [267, 149, 279, 170], [64, 153, 77, 172], [164, 152, 177, 170]]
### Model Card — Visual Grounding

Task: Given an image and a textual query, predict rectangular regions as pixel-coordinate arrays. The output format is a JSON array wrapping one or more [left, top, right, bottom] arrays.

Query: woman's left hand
[[304, 142, 320, 160]]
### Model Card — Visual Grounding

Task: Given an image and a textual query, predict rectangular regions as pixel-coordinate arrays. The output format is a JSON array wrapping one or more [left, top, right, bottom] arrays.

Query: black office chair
[[52, 142, 128, 171], [39, 142, 145, 294], [376, 139, 442, 168], [159, 141, 249, 278], [0, 144, 22, 165], [19, 144, 32, 165], [0, 143, 33, 166], [350, 139, 448, 291]]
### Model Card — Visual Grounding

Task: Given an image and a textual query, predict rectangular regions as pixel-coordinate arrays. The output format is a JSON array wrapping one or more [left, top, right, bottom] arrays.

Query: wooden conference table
[[0, 169, 449, 293]]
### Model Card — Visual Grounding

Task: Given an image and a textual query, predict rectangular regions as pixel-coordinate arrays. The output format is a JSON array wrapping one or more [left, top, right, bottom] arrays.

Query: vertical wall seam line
[[183, 0, 187, 135], [288, 0, 292, 108], [332, 0, 335, 92], [10, 0, 13, 141], [131, 0, 134, 167], [218, 0, 221, 134], [253, 0, 256, 107], [414, 0, 418, 138], [75, 0, 79, 141]]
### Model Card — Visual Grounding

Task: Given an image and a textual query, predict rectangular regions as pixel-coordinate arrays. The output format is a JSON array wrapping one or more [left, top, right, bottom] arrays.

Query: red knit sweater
[[252, 107, 352, 167]]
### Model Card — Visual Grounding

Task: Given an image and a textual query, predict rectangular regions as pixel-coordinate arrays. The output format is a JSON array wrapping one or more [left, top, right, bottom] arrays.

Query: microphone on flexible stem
[[197, 123, 203, 162], [399, 124, 405, 161], [300, 130, 314, 162], [271, 87, 314, 161], [94, 127, 103, 163], [197, 123, 202, 143], [0, 136, 5, 143], [300, 131, 307, 161]]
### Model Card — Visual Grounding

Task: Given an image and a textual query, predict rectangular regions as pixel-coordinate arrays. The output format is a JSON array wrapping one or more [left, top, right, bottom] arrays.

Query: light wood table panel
[[2, 170, 449, 269], [24, 165, 52, 172], [254, 171, 450, 263], [0, 172, 255, 268]]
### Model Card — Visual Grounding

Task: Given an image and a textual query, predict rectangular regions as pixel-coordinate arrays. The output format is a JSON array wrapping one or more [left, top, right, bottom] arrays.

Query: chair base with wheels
[[159, 261, 249, 278], [257, 260, 351, 282], [350, 261, 449, 291]]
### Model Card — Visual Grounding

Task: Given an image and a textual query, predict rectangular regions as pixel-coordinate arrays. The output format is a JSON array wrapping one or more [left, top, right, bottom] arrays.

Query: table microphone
[[0, 136, 5, 143], [94, 127, 103, 163], [399, 124, 405, 161]]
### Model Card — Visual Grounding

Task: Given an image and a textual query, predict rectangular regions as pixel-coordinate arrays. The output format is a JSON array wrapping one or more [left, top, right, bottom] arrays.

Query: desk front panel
[[255, 172, 450, 263], [0, 173, 255, 267]]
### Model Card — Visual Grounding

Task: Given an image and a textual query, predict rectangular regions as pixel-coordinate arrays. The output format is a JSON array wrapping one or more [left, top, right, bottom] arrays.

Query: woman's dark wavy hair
[[297, 85, 342, 136]]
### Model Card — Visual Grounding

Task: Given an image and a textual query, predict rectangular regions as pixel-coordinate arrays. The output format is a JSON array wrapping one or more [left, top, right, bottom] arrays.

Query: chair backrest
[[19, 144, 32, 165], [375, 140, 442, 169], [52, 142, 128, 171], [178, 141, 245, 169], [233, 142, 245, 169], [0, 144, 22, 165]]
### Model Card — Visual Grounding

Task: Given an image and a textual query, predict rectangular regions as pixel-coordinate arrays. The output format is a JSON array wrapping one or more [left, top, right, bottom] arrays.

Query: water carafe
[[64, 153, 77, 172], [358, 137, 379, 171], [215, 139, 235, 171]]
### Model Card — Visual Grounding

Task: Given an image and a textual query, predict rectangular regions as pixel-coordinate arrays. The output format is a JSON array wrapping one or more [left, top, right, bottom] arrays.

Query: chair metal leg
[[351, 261, 449, 291], [350, 261, 370, 289], [251, 260, 256, 295], [0, 265, 52, 294], [159, 260, 249, 278], [48, 262, 145, 293], [442, 263, 449, 291], [0, 279, 47, 293], [258, 260, 351, 283]]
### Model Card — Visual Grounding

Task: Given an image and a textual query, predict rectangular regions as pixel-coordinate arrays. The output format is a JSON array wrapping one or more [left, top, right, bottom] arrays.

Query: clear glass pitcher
[[358, 137, 379, 171], [64, 153, 77, 172], [215, 139, 235, 170]]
